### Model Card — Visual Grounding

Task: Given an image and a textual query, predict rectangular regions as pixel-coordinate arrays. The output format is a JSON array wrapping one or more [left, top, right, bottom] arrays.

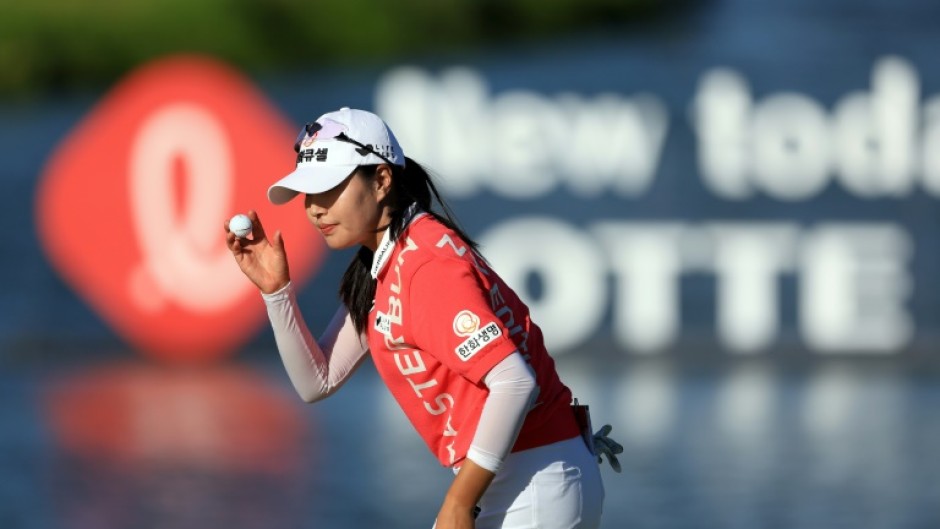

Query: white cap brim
[[267, 164, 357, 205]]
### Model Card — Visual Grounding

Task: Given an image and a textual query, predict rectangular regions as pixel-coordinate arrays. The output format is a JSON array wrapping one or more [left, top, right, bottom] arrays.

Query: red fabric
[[368, 216, 578, 467]]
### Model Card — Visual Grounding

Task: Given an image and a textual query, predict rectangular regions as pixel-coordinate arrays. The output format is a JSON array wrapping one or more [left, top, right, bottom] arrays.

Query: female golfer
[[225, 107, 619, 529]]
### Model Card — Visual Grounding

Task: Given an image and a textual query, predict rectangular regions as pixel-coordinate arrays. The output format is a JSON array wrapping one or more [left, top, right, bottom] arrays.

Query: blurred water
[[1, 355, 938, 529]]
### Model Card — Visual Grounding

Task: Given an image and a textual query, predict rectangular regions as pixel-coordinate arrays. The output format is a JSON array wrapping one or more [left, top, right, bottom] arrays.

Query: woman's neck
[[364, 207, 395, 252]]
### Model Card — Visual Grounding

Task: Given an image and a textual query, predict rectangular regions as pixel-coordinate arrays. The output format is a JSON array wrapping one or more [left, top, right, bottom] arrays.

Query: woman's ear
[[374, 164, 394, 201]]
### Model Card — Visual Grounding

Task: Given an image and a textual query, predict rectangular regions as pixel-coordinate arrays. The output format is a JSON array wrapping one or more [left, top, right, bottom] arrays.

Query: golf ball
[[229, 213, 252, 238]]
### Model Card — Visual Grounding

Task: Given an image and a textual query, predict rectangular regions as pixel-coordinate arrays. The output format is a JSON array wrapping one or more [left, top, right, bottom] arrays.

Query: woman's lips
[[318, 223, 337, 235]]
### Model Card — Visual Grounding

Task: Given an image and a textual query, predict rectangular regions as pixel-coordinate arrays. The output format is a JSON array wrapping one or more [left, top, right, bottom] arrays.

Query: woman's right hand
[[224, 210, 291, 294]]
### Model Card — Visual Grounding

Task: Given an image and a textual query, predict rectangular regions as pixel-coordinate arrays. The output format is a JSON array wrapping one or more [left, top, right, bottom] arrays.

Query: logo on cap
[[299, 119, 349, 150]]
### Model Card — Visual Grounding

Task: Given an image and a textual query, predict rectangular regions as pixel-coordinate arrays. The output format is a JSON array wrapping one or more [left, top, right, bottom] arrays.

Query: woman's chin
[[321, 235, 356, 251]]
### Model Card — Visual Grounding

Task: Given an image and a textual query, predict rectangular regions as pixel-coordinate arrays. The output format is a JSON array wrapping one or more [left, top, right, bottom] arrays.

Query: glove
[[593, 424, 623, 473]]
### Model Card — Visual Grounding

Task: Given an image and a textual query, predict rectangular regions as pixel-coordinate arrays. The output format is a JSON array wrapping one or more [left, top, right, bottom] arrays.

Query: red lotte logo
[[36, 56, 325, 363]]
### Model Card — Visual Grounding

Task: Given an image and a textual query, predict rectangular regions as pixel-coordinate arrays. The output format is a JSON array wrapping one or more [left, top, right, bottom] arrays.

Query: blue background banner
[[4, 0, 939, 362]]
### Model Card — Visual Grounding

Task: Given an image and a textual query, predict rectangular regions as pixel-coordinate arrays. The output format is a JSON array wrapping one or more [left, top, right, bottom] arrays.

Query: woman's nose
[[304, 195, 325, 217]]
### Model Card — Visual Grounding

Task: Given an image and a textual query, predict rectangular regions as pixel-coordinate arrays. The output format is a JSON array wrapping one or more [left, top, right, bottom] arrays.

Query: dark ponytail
[[339, 157, 480, 334]]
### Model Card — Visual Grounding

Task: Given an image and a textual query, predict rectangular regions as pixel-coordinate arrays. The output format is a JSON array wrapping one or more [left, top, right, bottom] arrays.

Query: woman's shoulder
[[405, 214, 466, 252], [399, 215, 481, 272]]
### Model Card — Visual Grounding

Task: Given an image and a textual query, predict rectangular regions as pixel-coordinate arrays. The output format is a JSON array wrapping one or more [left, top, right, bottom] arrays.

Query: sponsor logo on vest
[[452, 310, 481, 337], [374, 312, 392, 335], [455, 321, 502, 362]]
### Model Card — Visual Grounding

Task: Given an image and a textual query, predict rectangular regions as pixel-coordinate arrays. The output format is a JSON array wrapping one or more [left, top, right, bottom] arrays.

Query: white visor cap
[[267, 107, 406, 205]]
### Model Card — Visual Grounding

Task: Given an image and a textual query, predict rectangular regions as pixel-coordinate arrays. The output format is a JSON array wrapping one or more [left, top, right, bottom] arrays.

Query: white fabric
[[466, 352, 539, 473], [262, 282, 369, 402], [458, 436, 605, 529]]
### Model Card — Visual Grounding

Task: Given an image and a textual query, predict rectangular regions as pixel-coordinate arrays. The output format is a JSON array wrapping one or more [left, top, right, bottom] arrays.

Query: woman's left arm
[[434, 352, 538, 528], [435, 459, 493, 529]]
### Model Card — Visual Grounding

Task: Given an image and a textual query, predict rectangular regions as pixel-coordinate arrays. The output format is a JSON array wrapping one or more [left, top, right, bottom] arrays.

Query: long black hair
[[339, 157, 480, 334]]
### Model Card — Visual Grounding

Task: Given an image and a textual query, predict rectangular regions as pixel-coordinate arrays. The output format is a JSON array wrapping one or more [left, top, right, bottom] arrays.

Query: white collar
[[370, 204, 423, 279]]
